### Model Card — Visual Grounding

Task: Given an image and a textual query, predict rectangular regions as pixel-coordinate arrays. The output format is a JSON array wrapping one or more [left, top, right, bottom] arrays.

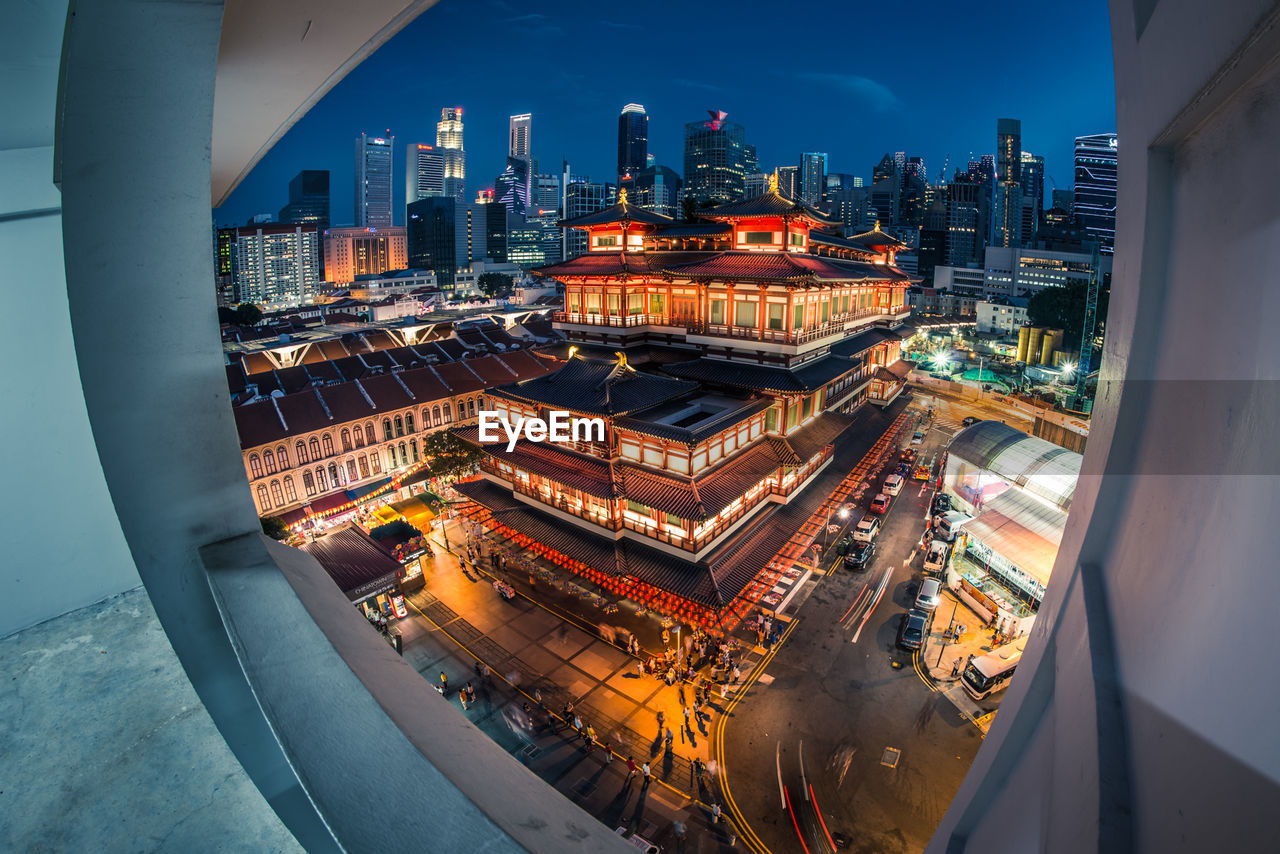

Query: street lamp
[[823, 505, 850, 559]]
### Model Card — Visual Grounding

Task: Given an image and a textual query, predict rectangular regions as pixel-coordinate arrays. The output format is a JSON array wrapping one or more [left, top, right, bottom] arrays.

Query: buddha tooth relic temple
[[454, 179, 916, 630]]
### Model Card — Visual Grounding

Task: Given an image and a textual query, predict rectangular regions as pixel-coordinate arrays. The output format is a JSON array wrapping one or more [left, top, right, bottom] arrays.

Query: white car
[[911, 431, 925, 445], [852, 516, 881, 542], [923, 540, 949, 574], [883, 474, 904, 496], [915, 577, 942, 610]]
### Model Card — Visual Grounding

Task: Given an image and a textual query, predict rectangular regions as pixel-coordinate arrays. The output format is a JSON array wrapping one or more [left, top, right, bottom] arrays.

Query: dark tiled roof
[[453, 426, 616, 498], [693, 189, 841, 226], [808, 231, 878, 256], [829, 326, 907, 357], [847, 224, 909, 249], [663, 251, 904, 283], [785, 412, 855, 461], [560, 199, 674, 227], [533, 251, 718, 280], [299, 526, 403, 600], [614, 397, 774, 445], [648, 222, 733, 238], [617, 466, 703, 519], [661, 356, 857, 394], [491, 356, 697, 416], [694, 442, 791, 515]]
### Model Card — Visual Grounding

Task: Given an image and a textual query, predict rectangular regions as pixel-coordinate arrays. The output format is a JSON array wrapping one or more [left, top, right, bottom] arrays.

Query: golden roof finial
[[768, 169, 779, 194], [617, 187, 628, 205], [874, 219, 881, 230], [567, 345, 579, 360], [614, 350, 628, 368]]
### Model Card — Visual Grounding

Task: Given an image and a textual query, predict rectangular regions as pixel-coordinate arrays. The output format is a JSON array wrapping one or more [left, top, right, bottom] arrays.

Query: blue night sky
[[212, 0, 1116, 227]]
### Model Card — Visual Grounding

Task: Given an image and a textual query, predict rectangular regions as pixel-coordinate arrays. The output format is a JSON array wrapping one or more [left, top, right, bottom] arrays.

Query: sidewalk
[[390, 538, 749, 850], [918, 590, 1003, 731]]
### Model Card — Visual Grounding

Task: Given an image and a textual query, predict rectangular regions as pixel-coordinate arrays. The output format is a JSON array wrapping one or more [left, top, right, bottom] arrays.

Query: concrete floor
[[0, 588, 301, 854]]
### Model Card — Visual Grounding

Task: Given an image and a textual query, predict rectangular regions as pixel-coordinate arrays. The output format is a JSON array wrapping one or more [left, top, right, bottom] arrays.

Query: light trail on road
[[851, 564, 894, 643]]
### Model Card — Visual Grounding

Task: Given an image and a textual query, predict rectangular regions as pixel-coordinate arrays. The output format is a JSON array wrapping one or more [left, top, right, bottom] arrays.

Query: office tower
[[214, 226, 236, 306], [436, 107, 466, 200], [1019, 152, 1045, 244], [1052, 188, 1074, 212], [494, 157, 529, 217], [477, 195, 508, 263], [405, 144, 445, 204], [901, 157, 929, 227], [777, 166, 800, 201], [743, 143, 759, 177], [744, 173, 769, 200], [277, 170, 330, 230], [799, 153, 828, 208], [406, 197, 459, 287], [945, 179, 983, 267], [354, 133, 394, 227], [1073, 132, 1118, 253], [917, 198, 949, 284], [990, 118, 1022, 247], [683, 110, 749, 205], [230, 224, 319, 305], [630, 165, 682, 218], [563, 178, 612, 258], [323, 226, 407, 285], [617, 103, 648, 182], [508, 113, 532, 209], [870, 153, 902, 224], [532, 173, 561, 213]]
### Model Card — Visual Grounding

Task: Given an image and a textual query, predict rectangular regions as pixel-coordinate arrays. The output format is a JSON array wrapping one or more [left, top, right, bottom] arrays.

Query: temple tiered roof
[[661, 355, 859, 394], [487, 353, 697, 416], [847, 221, 909, 250], [559, 192, 675, 228], [692, 186, 841, 227]]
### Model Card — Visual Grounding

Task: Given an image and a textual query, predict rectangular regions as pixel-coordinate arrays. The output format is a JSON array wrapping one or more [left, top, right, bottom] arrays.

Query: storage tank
[[1041, 328, 1064, 365], [1026, 327, 1044, 366], [1016, 326, 1031, 363]]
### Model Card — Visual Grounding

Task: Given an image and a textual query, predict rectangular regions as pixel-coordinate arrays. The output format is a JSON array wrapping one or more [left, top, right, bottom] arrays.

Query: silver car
[[915, 577, 942, 610]]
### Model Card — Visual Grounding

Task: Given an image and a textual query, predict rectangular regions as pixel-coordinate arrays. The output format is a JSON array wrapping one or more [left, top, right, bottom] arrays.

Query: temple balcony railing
[[686, 308, 883, 345], [552, 312, 660, 328]]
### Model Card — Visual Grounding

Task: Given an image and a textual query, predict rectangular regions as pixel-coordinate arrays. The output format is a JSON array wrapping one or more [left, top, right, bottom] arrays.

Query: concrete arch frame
[[35, 0, 1280, 851]]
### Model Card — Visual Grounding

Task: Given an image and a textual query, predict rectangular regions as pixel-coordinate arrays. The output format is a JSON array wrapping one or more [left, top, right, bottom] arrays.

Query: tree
[[217, 306, 238, 325], [421, 430, 484, 478], [1026, 282, 1110, 343], [477, 272, 514, 298], [260, 515, 289, 540], [681, 195, 699, 222], [233, 303, 263, 326]]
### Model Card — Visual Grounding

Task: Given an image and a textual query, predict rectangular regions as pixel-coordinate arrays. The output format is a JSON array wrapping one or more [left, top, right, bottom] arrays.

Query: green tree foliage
[[477, 273, 514, 298], [421, 430, 484, 477], [1026, 282, 1109, 342], [234, 303, 264, 326], [260, 515, 289, 540]]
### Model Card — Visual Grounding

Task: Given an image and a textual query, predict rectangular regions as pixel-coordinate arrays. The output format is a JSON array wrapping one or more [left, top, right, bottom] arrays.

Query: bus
[[961, 636, 1029, 700]]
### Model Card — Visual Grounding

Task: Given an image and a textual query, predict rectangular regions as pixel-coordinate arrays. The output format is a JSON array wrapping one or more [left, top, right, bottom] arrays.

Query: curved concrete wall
[[929, 2, 1280, 851]]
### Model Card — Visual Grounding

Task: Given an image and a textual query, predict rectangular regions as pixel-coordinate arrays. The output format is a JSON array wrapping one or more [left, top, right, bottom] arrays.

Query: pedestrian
[[637, 661, 645, 678], [720, 682, 729, 700], [711, 803, 721, 824], [573, 714, 583, 735], [521, 701, 532, 719], [664, 727, 673, 752], [625, 756, 638, 780], [460, 690, 470, 711], [656, 710, 665, 731], [732, 665, 741, 683], [673, 820, 687, 841], [600, 740, 612, 763], [641, 762, 652, 785], [683, 705, 691, 728], [481, 663, 491, 682], [474, 661, 483, 680], [693, 756, 705, 782], [535, 688, 543, 707], [585, 723, 596, 744], [952, 657, 962, 678], [439, 672, 449, 693], [465, 681, 475, 704]]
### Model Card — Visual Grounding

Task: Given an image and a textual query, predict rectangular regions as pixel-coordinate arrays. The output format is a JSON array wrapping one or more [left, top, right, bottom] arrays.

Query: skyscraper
[[508, 113, 533, 210], [1073, 132, 1118, 253], [630, 165, 682, 218], [323, 226, 407, 285], [1019, 151, 1045, 244], [563, 178, 612, 258], [230, 224, 320, 305], [683, 110, 749, 205], [494, 157, 530, 218], [436, 107, 466, 201], [617, 104, 648, 182], [406, 197, 458, 286], [277, 170, 330, 230], [991, 118, 1022, 247], [777, 166, 800, 201], [354, 133, 394, 228], [405, 144, 445, 204], [799, 152, 828, 208]]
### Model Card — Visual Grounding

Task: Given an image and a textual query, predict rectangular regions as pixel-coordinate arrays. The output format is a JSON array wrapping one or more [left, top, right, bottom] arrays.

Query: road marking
[[799, 740, 810, 802]]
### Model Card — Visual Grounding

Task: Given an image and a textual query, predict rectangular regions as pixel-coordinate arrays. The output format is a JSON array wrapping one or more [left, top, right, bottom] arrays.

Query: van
[[883, 474, 904, 496], [923, 540, 949, 574], [932, 510, 973, 542]]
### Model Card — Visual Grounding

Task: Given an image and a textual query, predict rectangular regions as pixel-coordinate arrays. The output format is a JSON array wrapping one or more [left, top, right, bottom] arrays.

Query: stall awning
[[390, 496, 436, 531], [960, 504, 1060, 588], [372, 505, 401, 525], [307, 491, 354, 515], [346, 476, 393, 501]]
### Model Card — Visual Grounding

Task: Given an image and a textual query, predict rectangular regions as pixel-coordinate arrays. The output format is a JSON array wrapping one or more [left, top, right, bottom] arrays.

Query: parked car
[[923, 539, 950, 574], [897, 608, 932, 651], [900, 447, 918, 462], [894, 461, 913, 478], [844, 540, 875, 568], [915, 577, 942, 610], [913, 461, 933, 481], [932, 510, 973, 542], [869, 493, 891, 514], [852, 516, 881, 542], [931, 493, 952, 515], [911, 430, 925, 445], [961, 416, 977, 427], [883, 474, 905, 496]]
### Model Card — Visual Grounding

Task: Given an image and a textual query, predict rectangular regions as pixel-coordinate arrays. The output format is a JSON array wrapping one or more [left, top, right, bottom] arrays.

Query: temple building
[[454, 178, 916, 627]]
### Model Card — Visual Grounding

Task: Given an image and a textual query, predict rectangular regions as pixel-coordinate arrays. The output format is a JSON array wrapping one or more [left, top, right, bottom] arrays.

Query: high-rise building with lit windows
[[231, 224, 320, 305], [683, 110, 749, 205], [405, 144, 445, 204], [800, 152, 828, 208], [991, 118, 1022, 247], [1073, 132, 1118, 253], [436, 107, 466, 200], [354, 133, 394, 228], [617, 103, 648, 182], [508, 113, 532, 210]]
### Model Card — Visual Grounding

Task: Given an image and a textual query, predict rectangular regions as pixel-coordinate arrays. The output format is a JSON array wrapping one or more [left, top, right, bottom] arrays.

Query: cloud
[[793, 72, 902, 111]]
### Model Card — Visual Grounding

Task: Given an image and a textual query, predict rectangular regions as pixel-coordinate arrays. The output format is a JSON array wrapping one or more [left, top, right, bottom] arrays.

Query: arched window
[[328, 462, 341, 486], [405, 412, 415, 433], [316, 467, 328, 492], [365, 423, 376, 445], [296, 440, 308, 464], [263, 449, 276, 474], [468, 398, 476, 418], [358, 455, 370, 478], [321, 433, 334, 457], [410, 439, 418, 462], [399, 442, 408, 466], [353, 427, 364, 448], [308, 437, 321, 460], [347, 459, 358, 482], [277, 445, 289, 468], [443, 403, 452, 423], [256, 484, 270, 511], [302, 470, 315, 496], [394, 415, 404, 437], [283, 476, 297, 503], [270, 480, 284, 506], [248, 454, 262, 479], [370, 452, 381, 475], [387, 448, 397, 470], [341, 428, 352, 452], [383, 418, 393, 441], [432, 405, 441, 426]]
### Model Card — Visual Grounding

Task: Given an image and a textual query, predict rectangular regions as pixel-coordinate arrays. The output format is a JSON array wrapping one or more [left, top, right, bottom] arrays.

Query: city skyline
[[212, 0, 1115, 227]]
